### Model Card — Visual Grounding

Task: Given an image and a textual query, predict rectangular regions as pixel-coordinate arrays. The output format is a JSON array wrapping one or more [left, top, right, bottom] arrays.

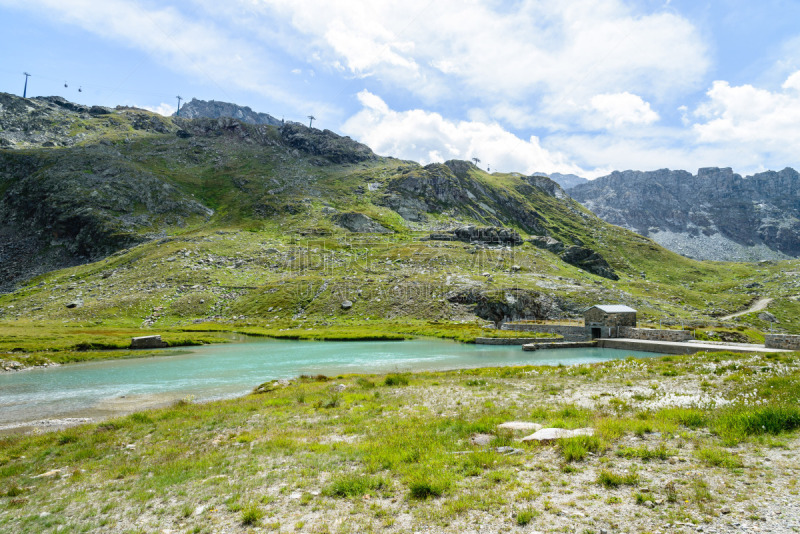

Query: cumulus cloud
[[342, 90, 585, 175], [257, 0, 709, 105], [142, 102, 177, 116], [0, 0, 337, 117], [589, 92, 659, 128], [692, 72, 800, 153]]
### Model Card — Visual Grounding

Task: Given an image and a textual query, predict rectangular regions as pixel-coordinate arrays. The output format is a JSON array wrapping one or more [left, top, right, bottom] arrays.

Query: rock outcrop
[[532, 172, 589, 190], [279, 123, 375, 164], [175, 98, 282, 126], [331, 212, 391, 233], [560, 246, 619, 280], [446, 288, 563, 326], [381, 160, 547, 234], [570, 167, 800, 261], [429, 226, 522, 245]]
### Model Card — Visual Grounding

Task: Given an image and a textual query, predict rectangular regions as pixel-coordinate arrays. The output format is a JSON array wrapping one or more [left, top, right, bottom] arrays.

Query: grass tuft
[[325, 474, 385, 498]]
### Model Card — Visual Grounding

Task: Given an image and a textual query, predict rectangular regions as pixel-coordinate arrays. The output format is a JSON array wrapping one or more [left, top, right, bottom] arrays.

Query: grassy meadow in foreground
[[1, 350, 798, 533]]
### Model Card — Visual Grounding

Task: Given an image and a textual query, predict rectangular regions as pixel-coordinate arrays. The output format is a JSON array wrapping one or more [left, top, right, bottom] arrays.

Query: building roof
[[587, 304, 637, 313]]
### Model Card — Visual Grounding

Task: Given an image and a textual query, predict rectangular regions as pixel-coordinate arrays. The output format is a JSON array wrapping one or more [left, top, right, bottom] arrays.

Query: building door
[[591, 327, 601, 339]]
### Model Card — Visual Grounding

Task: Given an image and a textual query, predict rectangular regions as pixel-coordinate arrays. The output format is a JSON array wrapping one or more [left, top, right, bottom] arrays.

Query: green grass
[[597, 469, 639, 488], [695, 447, 744, 468], [559, 435, 605, 462], [616, 444, 673, 461], [325, 474, 385, 498], [0, 349, 799, 532]]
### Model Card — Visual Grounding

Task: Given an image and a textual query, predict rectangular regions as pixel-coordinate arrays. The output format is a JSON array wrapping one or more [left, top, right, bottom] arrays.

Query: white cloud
[[257, 0, 709, 106], [142, 102, 177, 116], [342, 90, 585, 176], [0, 0, 338, 118], [589, 92, 659, 128], [692, 72, 800, 152]]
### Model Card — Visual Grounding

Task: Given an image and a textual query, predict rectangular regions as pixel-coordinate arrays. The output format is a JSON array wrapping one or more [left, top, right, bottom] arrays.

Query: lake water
[[0, 338, 662, 429]]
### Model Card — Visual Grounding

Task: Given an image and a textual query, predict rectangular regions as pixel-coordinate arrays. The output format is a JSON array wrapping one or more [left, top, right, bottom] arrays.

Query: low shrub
[[384, 373, 409, 386], [240, 502, 264, 526], [407, 473, 451, 499], [325, 474, 385, 498]]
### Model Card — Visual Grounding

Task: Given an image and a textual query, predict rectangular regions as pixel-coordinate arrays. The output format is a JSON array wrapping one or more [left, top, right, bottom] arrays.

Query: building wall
[[501, 324, 588, 341], [584, 309, 637, 329], [618, 327, 693, 342], [765, 334, 800, 350]]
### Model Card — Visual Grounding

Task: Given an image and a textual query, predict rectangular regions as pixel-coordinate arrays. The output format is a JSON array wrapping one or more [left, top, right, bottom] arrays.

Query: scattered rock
[[493, 446, 524, 455], [33, 468, 66, 479], [469, 433, 496, 446], [497, 422, 543, 432], [331, 212, 391, 234], [521, 427, 594, 443], [759, 311, 779, 323], [65, 299, 83, 309], [341, 300, 353, 310]]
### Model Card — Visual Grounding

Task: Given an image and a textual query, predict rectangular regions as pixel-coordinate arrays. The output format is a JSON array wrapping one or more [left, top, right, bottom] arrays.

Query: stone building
[[584, 305, 637, 339]]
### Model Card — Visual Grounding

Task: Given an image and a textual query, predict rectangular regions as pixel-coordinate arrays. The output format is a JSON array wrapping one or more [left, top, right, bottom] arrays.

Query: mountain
[[533, 172, 588, 190], [569, 167, 800, 262], [1, 92, 795, 333], [175, 98, 282, 126]]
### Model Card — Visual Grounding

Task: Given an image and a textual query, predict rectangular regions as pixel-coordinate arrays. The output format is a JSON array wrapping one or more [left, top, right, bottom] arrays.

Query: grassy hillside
[[1, 93, 798, 366]]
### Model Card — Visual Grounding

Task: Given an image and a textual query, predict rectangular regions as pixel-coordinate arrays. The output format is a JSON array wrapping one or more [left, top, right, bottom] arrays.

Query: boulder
[[759, 311, 779, 323], [497, 422, 543, 432], [341, 300, 353, 310], [521, 427, 594, 442], [469, 433, 496, 446], [528, 235, 565, 254], [331, 212, 391, 233], [560, 246, 619, 280], [130, 335, 168, 349]]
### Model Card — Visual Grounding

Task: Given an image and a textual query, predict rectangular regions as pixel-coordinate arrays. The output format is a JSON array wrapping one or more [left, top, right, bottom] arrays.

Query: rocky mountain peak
[[570, 167, 800, 261], [176, 98, 282, 126]]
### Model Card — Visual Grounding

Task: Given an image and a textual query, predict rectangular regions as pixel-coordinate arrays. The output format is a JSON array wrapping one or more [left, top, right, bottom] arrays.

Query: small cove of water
[[0, 338, 662, 428]]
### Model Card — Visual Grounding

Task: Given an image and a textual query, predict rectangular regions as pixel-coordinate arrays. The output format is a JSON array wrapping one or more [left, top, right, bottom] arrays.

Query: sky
[[2, 0, 800, 179]]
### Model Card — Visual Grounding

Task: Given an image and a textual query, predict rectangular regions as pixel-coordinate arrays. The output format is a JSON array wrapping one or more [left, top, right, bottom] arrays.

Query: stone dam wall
[[475, 337, 555, 345], [618, 327, 693, 342], [765, 334, 800, 350], [501, 324, 588, 341]]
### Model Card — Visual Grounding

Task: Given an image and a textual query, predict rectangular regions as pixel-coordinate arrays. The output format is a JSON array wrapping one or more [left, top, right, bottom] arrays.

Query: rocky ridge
[[570, 167, 800, 261], [175, 98, 282, 126]]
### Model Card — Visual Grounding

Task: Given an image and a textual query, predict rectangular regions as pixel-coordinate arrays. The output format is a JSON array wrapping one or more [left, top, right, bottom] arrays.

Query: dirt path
[[720, 297, 773, 320]]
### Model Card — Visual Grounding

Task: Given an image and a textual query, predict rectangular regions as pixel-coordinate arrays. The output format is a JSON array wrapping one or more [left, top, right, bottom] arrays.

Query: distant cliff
[[570, 167, 800, 261], [533, 172, 588, 190], [176, 98, 282, 126]]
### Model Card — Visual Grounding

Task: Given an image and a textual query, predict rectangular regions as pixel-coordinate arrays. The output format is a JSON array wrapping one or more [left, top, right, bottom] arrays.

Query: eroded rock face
[[382, 160, 546, 234], [447, 288, 563, 326], [528, 235, 565, 253], [570, 167, 800, 261], [175, 98, 282, 126], [430, 226, 522, 245], [331, 212, 391, 233], [560, 246, 619, 280], [0, 147, 212, 292], [279, 123, 375, 164]]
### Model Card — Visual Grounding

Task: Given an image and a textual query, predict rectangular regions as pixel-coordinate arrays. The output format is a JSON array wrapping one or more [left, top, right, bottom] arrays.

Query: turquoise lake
[[0, 338, 662, 429]]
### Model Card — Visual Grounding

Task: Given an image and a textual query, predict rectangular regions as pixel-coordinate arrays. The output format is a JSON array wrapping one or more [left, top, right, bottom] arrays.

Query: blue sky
[[3, 0, 800, 178]]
